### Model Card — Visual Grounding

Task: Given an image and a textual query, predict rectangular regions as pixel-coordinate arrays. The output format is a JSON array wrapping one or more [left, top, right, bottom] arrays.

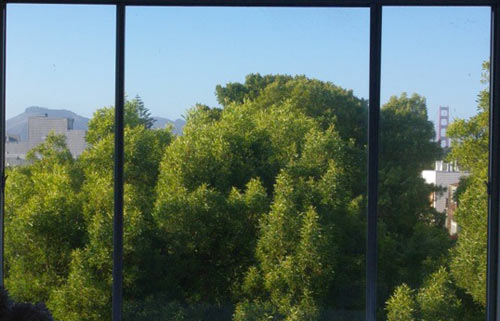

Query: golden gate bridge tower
[[437, 106, 450, 148]]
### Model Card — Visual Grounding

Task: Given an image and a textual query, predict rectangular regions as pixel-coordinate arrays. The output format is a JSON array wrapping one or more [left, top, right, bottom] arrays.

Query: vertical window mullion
[[487, 4, 500, 321], [0, 0, 6, 289], [113, 3, 125, 321], [366, 3, 382, 321]]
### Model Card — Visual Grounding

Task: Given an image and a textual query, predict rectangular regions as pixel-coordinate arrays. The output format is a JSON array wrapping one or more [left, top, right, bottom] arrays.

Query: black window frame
[[0, 1, 499, 321]]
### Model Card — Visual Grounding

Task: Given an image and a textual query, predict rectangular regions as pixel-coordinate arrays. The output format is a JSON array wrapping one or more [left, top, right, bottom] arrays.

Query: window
[[1, 1, 500, 321], [381, 7, 490, 320], [125, 7, 368, 319], [4, 4, 115, 320]]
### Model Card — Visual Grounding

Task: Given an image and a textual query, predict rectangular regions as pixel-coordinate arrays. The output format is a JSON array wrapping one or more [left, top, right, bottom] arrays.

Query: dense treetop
[[4, 73, 460, 321]]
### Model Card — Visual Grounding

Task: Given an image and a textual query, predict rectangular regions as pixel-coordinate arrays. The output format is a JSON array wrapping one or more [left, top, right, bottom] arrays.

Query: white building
[[5, 115, 86, 166], [422, 161, 469, 213]]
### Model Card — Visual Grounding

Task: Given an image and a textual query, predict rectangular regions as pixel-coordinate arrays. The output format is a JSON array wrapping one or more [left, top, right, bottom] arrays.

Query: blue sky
[[5, 5, 490, 127]]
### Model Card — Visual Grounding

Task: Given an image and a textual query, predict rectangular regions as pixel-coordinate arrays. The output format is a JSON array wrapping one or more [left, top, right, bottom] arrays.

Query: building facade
[[422, 160, 469, 236], [445, 183, 459, 237], [5, 115, 86, 166]]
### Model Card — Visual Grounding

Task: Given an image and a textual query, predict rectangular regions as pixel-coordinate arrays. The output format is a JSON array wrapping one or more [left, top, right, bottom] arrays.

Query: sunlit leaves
[[5, 133, 84, 303]]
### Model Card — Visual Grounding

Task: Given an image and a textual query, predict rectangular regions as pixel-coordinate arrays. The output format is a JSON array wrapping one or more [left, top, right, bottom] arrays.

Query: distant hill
[[152, 117, 185, 135], [6, 106, 185, 140]]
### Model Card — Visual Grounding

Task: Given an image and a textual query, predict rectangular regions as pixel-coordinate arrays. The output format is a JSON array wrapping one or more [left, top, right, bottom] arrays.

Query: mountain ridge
[[7, 106, 185, 140]]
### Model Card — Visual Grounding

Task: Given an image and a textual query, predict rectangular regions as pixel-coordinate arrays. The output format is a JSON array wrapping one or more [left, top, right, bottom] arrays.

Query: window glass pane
[[380, 7, 490, 321], [4, 4, 115, 321], [125, 7, 369, 321]]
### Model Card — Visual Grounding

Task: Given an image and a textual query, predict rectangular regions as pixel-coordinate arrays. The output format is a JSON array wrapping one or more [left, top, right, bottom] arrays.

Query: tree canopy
[[5, 74, 457, 321], [385, 65, 490, 321]]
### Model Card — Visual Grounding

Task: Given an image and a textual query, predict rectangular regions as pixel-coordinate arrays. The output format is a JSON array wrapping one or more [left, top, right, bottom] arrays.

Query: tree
[[151, 75, 370, 319], [385, 63, 490, 321], [417, 267, 463, 321], [48, 100, 172, 321], [386, 268, 464, 321], [5, 74, 453, 321], [377, 93, 450, 312], [446, 84, 489, 308], [155, 76, 448, 320], [5, 134, 85, 304], [235, 127, 361, 321], [85, 96, 157, 145], [216, 73, 368, 151], [386, 284, 416, 321]]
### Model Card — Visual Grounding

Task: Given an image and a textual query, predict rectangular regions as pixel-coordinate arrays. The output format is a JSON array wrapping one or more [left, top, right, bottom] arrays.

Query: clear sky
[[5, 4, 490, 127]]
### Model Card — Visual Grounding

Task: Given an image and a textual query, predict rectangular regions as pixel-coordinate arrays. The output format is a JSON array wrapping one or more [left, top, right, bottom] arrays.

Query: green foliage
[[379, 93, 442, 231], [217, 75, 444, 318], [154, 75, 373, 318], [216, 74, 293, 107], [5, 133, 84, 304], [449, 176, 487, 307], [386, 284, 416, 321], [386, 268, 464, 321], [49, 248, 111, 321], [386, 64, 490, 321], [85, 96, 157, 145], [234, 125, 360, 320], [234, 301, 279, 321], [6, 74, 454, 321], [446, 80, 489, 308], [215, 73, 367, 149], [377, 93, 450, 308], [417, 267, 463, 321], [125, 296, 216, 321], [6, 99, 172, 321], [53, 121, 172, 317], [447, 88, 489, 178]]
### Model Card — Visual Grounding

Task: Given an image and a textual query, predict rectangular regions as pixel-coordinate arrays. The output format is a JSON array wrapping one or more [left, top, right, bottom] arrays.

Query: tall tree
[[4, 74, 452, 321], [446, 83, 489, 308], [378, 93, 450, 306], [5, 134, 85, 304], [49, 100, 172, 321], [385, 63, 490, 321], [153, 76, 368, 319]]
